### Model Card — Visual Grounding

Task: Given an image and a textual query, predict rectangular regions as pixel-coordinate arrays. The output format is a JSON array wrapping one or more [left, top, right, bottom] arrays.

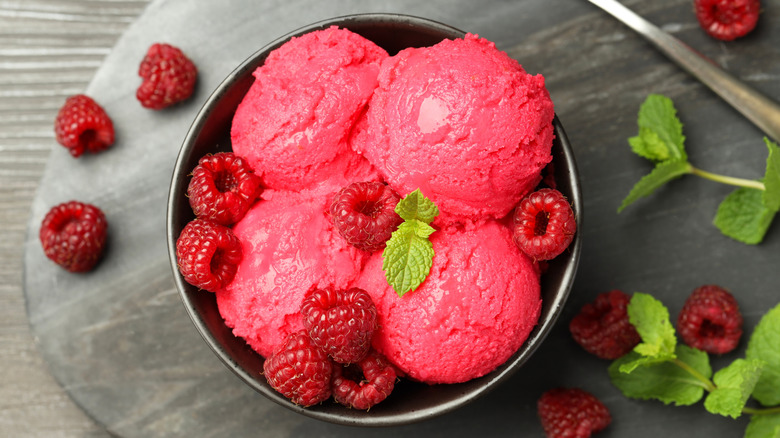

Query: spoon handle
[[588, 0, 780, 142]]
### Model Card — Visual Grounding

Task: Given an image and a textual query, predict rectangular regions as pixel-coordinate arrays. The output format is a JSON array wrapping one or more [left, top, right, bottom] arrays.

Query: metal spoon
[[588, 0, 780, 142]]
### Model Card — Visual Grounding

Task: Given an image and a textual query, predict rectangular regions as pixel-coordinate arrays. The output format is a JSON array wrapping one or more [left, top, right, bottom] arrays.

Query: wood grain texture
[[0, 1, 149, 436]]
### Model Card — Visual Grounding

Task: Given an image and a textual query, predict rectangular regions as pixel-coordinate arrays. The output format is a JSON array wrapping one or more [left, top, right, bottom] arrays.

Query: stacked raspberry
[[175, 152, 262, 292], [175, 157, 404, 409], [264, 287, 396, 409]]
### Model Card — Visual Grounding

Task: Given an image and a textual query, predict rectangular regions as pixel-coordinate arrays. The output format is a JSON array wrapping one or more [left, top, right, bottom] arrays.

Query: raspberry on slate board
[[677, 284, 743, 354], [54, 94, 115, 158], [694, 0, 760, 41], [40, 200, 108, 272], [569, 290, 641, 360], [136, 42, 198, 110], [538, 387, 611, 438]]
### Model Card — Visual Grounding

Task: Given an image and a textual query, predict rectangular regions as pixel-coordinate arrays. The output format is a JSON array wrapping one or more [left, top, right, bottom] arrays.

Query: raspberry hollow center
[[214, 170, 237, 193], [210, 249, 227, 276], [354, 199, 381, 218], [49, 211, 81, 234], [699, 319, 725, 338], [534, 211, 550, 236], [79, 130, 97, 148]]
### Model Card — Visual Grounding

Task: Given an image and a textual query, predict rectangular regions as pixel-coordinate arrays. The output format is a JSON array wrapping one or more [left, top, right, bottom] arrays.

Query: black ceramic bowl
[[167, 13, 582, 427]]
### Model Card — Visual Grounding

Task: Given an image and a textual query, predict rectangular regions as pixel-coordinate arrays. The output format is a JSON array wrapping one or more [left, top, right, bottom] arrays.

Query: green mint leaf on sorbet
[[713, 187, 776, 244], [762, 137, 780, 212], [746, 413, 780, 438], [609, 344, 711, 406], [395, 188, 440, 223], [382, 190, 439, 297], [619, 159, 691, 212], [746, 303, 780, 406], [619, 293, 677, 373], [629, 94, 687, 162], [704, 359, 765, 419]]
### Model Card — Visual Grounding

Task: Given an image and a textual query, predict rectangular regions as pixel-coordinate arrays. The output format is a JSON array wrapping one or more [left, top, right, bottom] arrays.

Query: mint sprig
[[382, 189, 439, 297], [620, 94, 780, 244], [705, 358, 764, 419], [610, 344, 711, 406], [608, 295, 780, 438], [746, 303, 780, 407]]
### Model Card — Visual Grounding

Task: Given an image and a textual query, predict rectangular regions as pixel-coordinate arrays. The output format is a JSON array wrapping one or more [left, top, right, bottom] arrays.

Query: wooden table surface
[[3, 0, 779, 437], [1, 1, 149, 436]]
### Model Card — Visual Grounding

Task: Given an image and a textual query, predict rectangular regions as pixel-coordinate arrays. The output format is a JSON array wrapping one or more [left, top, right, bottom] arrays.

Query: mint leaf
[[629, 94, 687, 162], [763, 137, 780, 212], [395, 188, 439, 224], [619, 293, 677, 372], [618, 159, 691, 212], [704, 358, 764, 419], [383, 190, 440, 296], [713, 187, 776, 244], [609, 344, 710, 406], [712, 139, 780, 244], [746, 413, 780, 438], [746, 303, 780, 406], [629, 128, 673, 162], [382, 220, 435, 296], [382, 220, 435, 297]]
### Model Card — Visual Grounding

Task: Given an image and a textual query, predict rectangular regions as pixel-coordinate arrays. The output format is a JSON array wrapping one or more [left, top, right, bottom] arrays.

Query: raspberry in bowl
[[167, 13, 582, 426]]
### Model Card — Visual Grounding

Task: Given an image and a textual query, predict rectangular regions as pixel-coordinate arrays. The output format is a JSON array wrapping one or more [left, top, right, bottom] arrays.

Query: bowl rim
[[166, 12, 582, 427]]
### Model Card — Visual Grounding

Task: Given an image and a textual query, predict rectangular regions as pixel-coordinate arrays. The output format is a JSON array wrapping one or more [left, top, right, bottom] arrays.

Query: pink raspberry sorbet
[[355, 220, 542, 384]]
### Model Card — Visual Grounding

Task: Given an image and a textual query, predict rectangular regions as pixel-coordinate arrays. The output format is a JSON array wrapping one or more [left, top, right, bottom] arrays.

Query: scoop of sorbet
[[231, 26, 387, 190], [355, 220, 542, 384], [351, 33, 555, 223]]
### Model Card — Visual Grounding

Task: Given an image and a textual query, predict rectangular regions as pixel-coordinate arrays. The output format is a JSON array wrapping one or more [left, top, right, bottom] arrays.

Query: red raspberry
[[512, 188, 576, 261], [263, 330, 333, 407], [677, 284, 743, 354], [300, 287, 378, 364], [187, 152, 262, 226], [136, 43, 197, 109], [538, 388, 611, 438], [39, 201, 108, 272], [332, 350, 396, 410], [54, 94, 115, 158], [329, 181, 403, 252], [175, 219, 242, 292], [694, 0, 760, 41], [569, 290, 641, 360]]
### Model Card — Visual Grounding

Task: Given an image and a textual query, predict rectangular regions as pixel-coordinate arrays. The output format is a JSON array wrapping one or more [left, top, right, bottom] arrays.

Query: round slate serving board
[[23, 0, 780, 436]]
